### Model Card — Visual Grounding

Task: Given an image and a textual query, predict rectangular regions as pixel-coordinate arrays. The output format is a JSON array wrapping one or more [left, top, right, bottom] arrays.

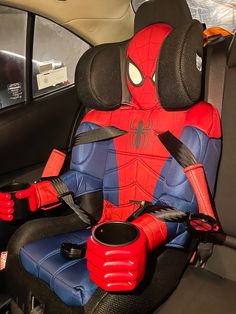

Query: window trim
[[0, 5, 28, 109], [25, 12, 35, 103]]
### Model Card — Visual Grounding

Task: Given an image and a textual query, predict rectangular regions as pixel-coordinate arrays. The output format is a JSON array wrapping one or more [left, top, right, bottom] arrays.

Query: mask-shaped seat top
[[127, 24, 172, 109]]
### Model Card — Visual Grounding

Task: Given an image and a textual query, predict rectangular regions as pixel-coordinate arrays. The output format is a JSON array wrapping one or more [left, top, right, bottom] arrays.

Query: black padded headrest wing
[[75, 42, 127, 110], [156, 20, 204, 110], [135, 0, 192, 34]]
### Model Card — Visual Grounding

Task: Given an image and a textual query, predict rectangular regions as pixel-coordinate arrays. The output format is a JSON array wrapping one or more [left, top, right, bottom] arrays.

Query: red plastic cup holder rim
[[0, 182, 31, 220], [92, 221, 140, 247], [0, 182, 30, 193]]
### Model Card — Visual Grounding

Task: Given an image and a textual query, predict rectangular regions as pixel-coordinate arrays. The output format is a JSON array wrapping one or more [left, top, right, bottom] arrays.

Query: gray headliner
[[0, 0, 135, 45]]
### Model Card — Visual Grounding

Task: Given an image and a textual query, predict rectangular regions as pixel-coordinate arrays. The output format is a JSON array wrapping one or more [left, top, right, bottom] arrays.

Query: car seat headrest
[[156, 20, 204, 110], [135, 0, 192, 34], [76, 42, 126, 110], [76, 20, 203, 111]]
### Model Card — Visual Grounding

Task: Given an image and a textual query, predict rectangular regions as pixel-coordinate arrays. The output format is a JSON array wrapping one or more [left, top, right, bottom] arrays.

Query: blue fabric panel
[[70, 122, 110, 179], [103, 150, 119, 206], [60, 122, 111, 198], [153, 126, 221, 248], [61, 170, 103, 198], [20, 229, 97, 307], [152, 158, 172, 201], [54, 259, 94, 306]]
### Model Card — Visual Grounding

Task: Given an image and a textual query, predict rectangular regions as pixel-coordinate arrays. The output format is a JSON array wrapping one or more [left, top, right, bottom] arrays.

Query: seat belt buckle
[[127, 200, 152, 222], [61, 243, 87, 259]]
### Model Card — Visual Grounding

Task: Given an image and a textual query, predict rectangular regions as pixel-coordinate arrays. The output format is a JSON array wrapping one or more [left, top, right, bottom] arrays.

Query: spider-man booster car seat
[[4, 1, 221, 313]]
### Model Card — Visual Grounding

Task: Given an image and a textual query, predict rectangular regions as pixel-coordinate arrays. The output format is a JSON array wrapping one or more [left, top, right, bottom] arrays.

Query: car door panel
[[0, 86, 80, 185]]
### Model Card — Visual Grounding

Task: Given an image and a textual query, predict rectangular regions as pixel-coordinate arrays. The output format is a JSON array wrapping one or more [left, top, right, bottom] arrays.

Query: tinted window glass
[[132, 0, 236, 32], [0, 6, 27, 109], [187, 0, 236, 32], [33, 16, 90, 98]]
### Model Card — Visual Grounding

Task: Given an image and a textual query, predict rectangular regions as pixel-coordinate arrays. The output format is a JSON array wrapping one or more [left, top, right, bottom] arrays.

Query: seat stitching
[[49, 259, 82, 290]]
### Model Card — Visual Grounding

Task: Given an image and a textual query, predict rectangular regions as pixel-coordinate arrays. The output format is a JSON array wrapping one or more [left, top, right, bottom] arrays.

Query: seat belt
[[202, 28, 232, 262], [158, 131, 217, 219], [158, 131, 219, 266], [74, 126, 127, 146], [41, 126, 127, 178], [204, 28, 232, 116], [47, 127, 127, 225], [50, 177, 94, 225]]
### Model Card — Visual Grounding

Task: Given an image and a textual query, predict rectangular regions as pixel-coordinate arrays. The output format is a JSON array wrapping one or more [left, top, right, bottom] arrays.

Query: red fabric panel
[[133, 213, 167, 251], [185, 101, 221, 138], [35, 181, 59, 208], [184, 164, 219, 231], [42, 149, 66, 178]]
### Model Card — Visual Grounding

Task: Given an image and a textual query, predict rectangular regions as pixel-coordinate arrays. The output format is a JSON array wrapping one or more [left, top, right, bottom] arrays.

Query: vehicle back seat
[[155, 32, 236, 314]]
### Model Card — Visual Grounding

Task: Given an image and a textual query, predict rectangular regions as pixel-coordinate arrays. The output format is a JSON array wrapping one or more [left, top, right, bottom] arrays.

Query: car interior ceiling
[[1, 0, 236, 313], [1, 0, 134, 45]]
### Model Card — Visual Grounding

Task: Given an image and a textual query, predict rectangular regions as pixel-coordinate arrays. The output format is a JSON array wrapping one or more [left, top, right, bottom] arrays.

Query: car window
[[33, 16, 90, 98], [187, 0, 236, 32], [0, 6, 27, 109], [132, 0, 236, 32]]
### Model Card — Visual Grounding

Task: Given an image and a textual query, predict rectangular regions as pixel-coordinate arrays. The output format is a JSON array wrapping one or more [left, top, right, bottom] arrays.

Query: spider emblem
[[130, 119, 153, 149]]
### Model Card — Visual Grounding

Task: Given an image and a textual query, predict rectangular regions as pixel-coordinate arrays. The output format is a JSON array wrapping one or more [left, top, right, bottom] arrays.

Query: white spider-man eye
[[152, 72, 156, 83], [128, 60, 143, 86]]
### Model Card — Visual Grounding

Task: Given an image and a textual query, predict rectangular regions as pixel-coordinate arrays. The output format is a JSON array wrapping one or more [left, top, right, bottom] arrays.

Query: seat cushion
[[20, 228, 97, 307], [156, 265, 236, 314]]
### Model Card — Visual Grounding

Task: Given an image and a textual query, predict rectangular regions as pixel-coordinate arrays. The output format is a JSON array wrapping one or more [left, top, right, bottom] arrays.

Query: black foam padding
[[135, 0, 192, 34], [156, 20, 203, 110], [75, 43, 123, 110]]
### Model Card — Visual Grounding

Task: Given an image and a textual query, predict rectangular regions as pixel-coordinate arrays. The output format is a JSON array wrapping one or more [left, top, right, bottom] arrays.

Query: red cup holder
[[0, 182, 31, 220], [93, 221, 140, 246]]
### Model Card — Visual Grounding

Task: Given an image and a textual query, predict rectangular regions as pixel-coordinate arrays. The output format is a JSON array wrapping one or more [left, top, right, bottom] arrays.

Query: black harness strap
[[48, 127, 126, 225], [158, 131, 197, 168], [158, 131, 216, 265], [50, 177, 94, 225], [74, 126, 127, 146]]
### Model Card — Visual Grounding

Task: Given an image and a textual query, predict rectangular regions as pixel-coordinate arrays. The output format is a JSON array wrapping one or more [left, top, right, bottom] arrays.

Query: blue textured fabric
[[153, 126, 221, 247], [20, 229, 97, 307], [103, 149, 119, 206]]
